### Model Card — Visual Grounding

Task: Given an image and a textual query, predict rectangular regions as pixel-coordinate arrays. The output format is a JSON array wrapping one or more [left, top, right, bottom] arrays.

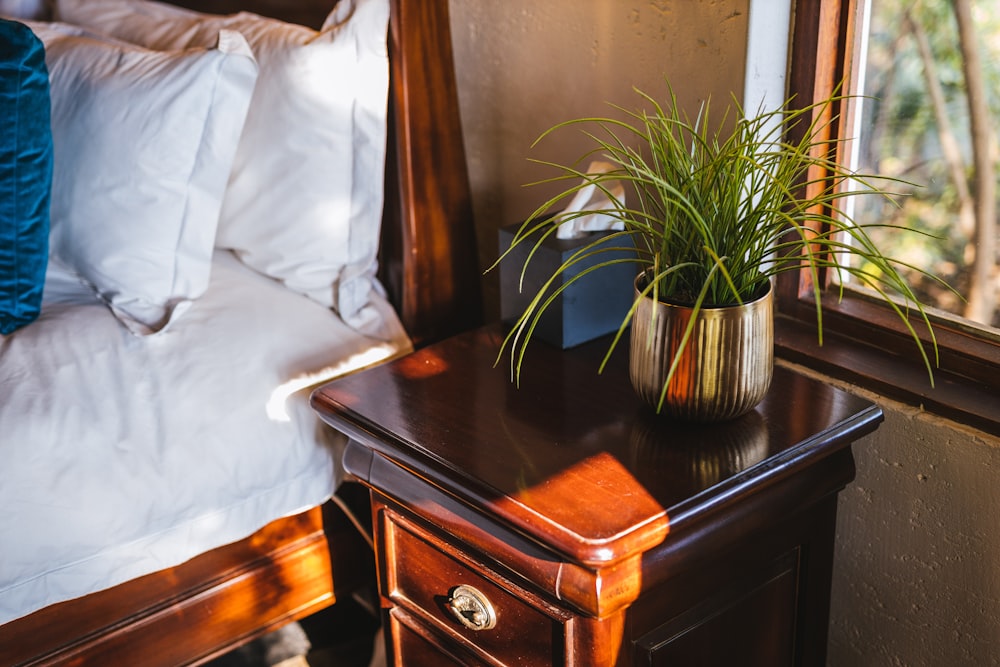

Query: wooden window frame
[[775, 0, 1000, 437]]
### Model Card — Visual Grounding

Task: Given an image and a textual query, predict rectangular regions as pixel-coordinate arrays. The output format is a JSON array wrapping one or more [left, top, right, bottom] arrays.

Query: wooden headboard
[[172, 0, 483, 347], [377, 0, 483, 345]]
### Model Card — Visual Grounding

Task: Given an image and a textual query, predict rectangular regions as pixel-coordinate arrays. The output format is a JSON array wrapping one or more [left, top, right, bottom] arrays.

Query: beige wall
[[449, 3, 1000, 664], [826, 392, 1000, 665], [449, 0, 749, 315]]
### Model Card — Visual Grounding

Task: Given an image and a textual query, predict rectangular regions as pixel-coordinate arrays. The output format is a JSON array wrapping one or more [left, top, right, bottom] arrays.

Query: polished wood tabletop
[[311, 324, 883, 569]]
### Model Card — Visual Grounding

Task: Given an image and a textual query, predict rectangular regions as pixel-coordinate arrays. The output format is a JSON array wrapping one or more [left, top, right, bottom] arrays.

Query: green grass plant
[[491, 83, 951, 404]]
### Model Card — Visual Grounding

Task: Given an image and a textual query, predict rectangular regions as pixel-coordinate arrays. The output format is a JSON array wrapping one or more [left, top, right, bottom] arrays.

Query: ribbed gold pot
[[629, 274, 773, 421]]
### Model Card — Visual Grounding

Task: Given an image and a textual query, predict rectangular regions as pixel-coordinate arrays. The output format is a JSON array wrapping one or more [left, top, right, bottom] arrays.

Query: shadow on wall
[[448, 0, 750, 321], [827, 394, 1000, 665]]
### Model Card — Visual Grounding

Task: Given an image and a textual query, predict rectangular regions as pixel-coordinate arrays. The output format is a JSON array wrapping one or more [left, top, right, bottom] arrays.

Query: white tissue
[[555, 160, 626, 239]]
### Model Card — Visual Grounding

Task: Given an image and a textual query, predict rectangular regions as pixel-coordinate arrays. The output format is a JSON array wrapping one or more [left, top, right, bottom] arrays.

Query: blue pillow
[[0, 19, 52, 335]]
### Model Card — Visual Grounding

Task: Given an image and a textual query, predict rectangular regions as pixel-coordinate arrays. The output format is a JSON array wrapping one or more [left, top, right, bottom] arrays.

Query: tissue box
[[499, 221, 636, 349]]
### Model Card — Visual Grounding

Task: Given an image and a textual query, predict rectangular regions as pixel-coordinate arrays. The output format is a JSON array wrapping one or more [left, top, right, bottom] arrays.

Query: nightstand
[[311, 324, 882, 666]]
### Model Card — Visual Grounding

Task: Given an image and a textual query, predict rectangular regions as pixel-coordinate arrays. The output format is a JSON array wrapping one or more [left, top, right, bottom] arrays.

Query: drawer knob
[[447, 584, 497, 631]]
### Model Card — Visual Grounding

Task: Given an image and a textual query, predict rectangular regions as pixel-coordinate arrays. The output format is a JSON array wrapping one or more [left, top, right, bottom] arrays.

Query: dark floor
[[206, 593, 381, 667]]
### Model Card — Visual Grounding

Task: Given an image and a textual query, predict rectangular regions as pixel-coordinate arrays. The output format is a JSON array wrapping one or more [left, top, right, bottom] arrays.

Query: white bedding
[[0, 251, 410, 625]]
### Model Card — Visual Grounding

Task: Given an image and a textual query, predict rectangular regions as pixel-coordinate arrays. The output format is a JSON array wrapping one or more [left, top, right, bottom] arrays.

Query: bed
[[0, 0, 480, 664]]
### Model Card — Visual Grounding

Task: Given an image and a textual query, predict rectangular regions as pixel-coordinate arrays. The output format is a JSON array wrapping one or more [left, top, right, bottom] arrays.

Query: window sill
[[774, 313, 1000, 438]]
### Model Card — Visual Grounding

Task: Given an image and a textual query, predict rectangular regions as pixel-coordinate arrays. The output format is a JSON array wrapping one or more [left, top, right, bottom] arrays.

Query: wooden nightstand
[[311, 324, 883, 666]]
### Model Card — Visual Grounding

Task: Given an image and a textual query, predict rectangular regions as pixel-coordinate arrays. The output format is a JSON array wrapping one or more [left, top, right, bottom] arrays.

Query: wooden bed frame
[[0, 1, 481, 664]]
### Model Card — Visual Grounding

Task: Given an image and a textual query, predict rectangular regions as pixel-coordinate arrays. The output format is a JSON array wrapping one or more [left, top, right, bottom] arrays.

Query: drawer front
[[390, 608, 488, 667], [381, 508, 569, 667]]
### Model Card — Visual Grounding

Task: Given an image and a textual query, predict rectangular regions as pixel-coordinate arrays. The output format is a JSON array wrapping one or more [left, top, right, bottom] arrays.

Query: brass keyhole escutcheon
[[447, 584, 497, 631]]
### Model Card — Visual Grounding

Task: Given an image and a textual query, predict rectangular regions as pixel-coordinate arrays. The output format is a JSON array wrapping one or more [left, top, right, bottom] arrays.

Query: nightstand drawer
[[381, 508, 568, 666], [390, 609, 487, 666]]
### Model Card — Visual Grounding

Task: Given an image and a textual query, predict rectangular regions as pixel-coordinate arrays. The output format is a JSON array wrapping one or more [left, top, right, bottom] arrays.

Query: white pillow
[[29, 21, 258, 334], [55, 0, 393, 335]]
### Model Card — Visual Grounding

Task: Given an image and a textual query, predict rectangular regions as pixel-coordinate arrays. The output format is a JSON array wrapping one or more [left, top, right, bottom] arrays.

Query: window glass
[[847, 0, 999, 330]]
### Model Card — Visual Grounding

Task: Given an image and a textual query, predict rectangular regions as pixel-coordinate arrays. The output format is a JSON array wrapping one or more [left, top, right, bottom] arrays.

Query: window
[[775, 0, 1000, 436], [850, 0, 998, 329]]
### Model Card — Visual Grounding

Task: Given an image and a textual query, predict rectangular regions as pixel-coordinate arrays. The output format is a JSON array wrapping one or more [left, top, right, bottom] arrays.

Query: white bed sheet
[[0, 250, 411, 625]]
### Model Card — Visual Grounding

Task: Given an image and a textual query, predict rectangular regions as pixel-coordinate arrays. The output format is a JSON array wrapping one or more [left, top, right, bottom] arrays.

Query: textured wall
[[448, 0, 749, 314], [828, 397, 1000, 665]]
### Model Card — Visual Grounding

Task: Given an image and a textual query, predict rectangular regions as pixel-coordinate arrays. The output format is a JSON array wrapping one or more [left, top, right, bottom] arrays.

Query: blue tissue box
[[499, 221, 636, 349]]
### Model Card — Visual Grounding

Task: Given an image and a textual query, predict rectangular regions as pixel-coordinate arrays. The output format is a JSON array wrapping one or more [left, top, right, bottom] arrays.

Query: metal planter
[[629, 275, 773, 421]]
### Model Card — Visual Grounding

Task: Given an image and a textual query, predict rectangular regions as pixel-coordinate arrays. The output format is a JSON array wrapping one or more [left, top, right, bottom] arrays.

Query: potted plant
[[493, 84, 949, 421]]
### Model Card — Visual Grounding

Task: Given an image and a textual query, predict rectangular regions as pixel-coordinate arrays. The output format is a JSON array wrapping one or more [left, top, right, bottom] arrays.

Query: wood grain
[[313, 324, 884, 665]]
